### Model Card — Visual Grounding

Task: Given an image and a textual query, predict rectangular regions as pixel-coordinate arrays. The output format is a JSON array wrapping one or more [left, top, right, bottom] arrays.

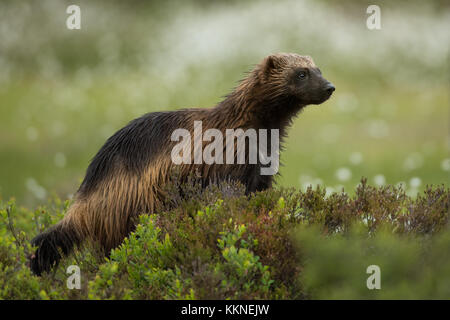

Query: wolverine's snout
[[324, 82, 335, 95]]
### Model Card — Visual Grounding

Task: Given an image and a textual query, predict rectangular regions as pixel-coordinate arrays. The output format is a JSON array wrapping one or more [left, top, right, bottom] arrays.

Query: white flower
[[374, 174, 386, 186], [26, 178, 47, 200], [325, 187, 335, 197], [403, 153, 424, 171], [409, 177, 422, 188], [441, 158, 450, 172], [335, 167, 352, 182], [349, 152, 363, 165]]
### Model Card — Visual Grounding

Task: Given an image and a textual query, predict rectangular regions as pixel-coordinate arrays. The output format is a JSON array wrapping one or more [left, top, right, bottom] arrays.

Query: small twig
[[6, 205, 20, 245], [33, 210, 41, 234], [6, 205, 30, 258]]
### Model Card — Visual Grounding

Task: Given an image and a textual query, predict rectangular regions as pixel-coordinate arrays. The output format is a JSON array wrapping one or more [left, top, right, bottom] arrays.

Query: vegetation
[[1, 179, 448, 299], [0, 0, 448, 300]]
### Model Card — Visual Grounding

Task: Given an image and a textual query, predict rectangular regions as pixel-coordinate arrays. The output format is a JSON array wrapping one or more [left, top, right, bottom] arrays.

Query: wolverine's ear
[[262, 54, 282, 74]]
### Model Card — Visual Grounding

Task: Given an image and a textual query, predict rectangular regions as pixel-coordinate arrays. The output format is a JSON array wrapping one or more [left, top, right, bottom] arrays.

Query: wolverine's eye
[[298, 72, 307, 79]]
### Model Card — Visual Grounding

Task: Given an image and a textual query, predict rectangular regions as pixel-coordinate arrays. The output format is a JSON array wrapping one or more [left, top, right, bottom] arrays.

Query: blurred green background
[[0, 0, 448, 206]]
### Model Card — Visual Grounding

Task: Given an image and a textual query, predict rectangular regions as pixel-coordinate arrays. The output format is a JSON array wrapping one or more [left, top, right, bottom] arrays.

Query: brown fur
[[30, 53, 335, 275]]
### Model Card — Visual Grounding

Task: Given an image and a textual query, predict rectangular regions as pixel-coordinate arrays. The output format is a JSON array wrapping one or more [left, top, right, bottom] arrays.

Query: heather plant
[[0, 178, 448, 299]]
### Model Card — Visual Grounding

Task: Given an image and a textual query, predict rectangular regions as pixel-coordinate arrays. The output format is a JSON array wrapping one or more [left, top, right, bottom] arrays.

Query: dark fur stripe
[[30, 222, 80, 276]]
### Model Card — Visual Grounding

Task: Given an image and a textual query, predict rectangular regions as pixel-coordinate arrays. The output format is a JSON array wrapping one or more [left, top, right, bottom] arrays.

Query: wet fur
[[30, 53, 333, 275]]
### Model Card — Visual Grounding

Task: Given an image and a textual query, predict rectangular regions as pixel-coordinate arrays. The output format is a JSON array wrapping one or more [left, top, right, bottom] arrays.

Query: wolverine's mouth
[[311, 94, 333, 105], [317, 84, 335, 104], [323, 92, 334, 101]]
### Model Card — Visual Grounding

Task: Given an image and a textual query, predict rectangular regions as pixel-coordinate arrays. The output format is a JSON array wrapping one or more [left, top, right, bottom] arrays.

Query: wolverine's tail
[[30, 220, 81, 276]]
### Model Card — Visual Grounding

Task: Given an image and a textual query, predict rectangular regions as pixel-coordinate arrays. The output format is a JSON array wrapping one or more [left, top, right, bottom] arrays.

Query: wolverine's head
[[259, 53, 335, 105]]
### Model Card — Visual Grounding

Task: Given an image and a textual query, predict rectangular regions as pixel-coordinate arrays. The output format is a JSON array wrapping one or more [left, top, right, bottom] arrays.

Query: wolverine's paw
[[29, 231, 62, 276]]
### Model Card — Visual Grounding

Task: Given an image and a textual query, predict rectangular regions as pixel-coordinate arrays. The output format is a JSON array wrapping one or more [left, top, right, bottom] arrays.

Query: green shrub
[[0, 178, 448, 299], [295, 224, 450, 299]]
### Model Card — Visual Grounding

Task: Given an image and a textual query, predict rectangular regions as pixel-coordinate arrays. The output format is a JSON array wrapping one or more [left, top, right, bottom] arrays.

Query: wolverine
[[30, 53, 335, 275]]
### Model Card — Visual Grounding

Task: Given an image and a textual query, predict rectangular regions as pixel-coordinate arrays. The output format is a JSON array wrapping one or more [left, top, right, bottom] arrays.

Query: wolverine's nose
[[325, 83, 335, 95]]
